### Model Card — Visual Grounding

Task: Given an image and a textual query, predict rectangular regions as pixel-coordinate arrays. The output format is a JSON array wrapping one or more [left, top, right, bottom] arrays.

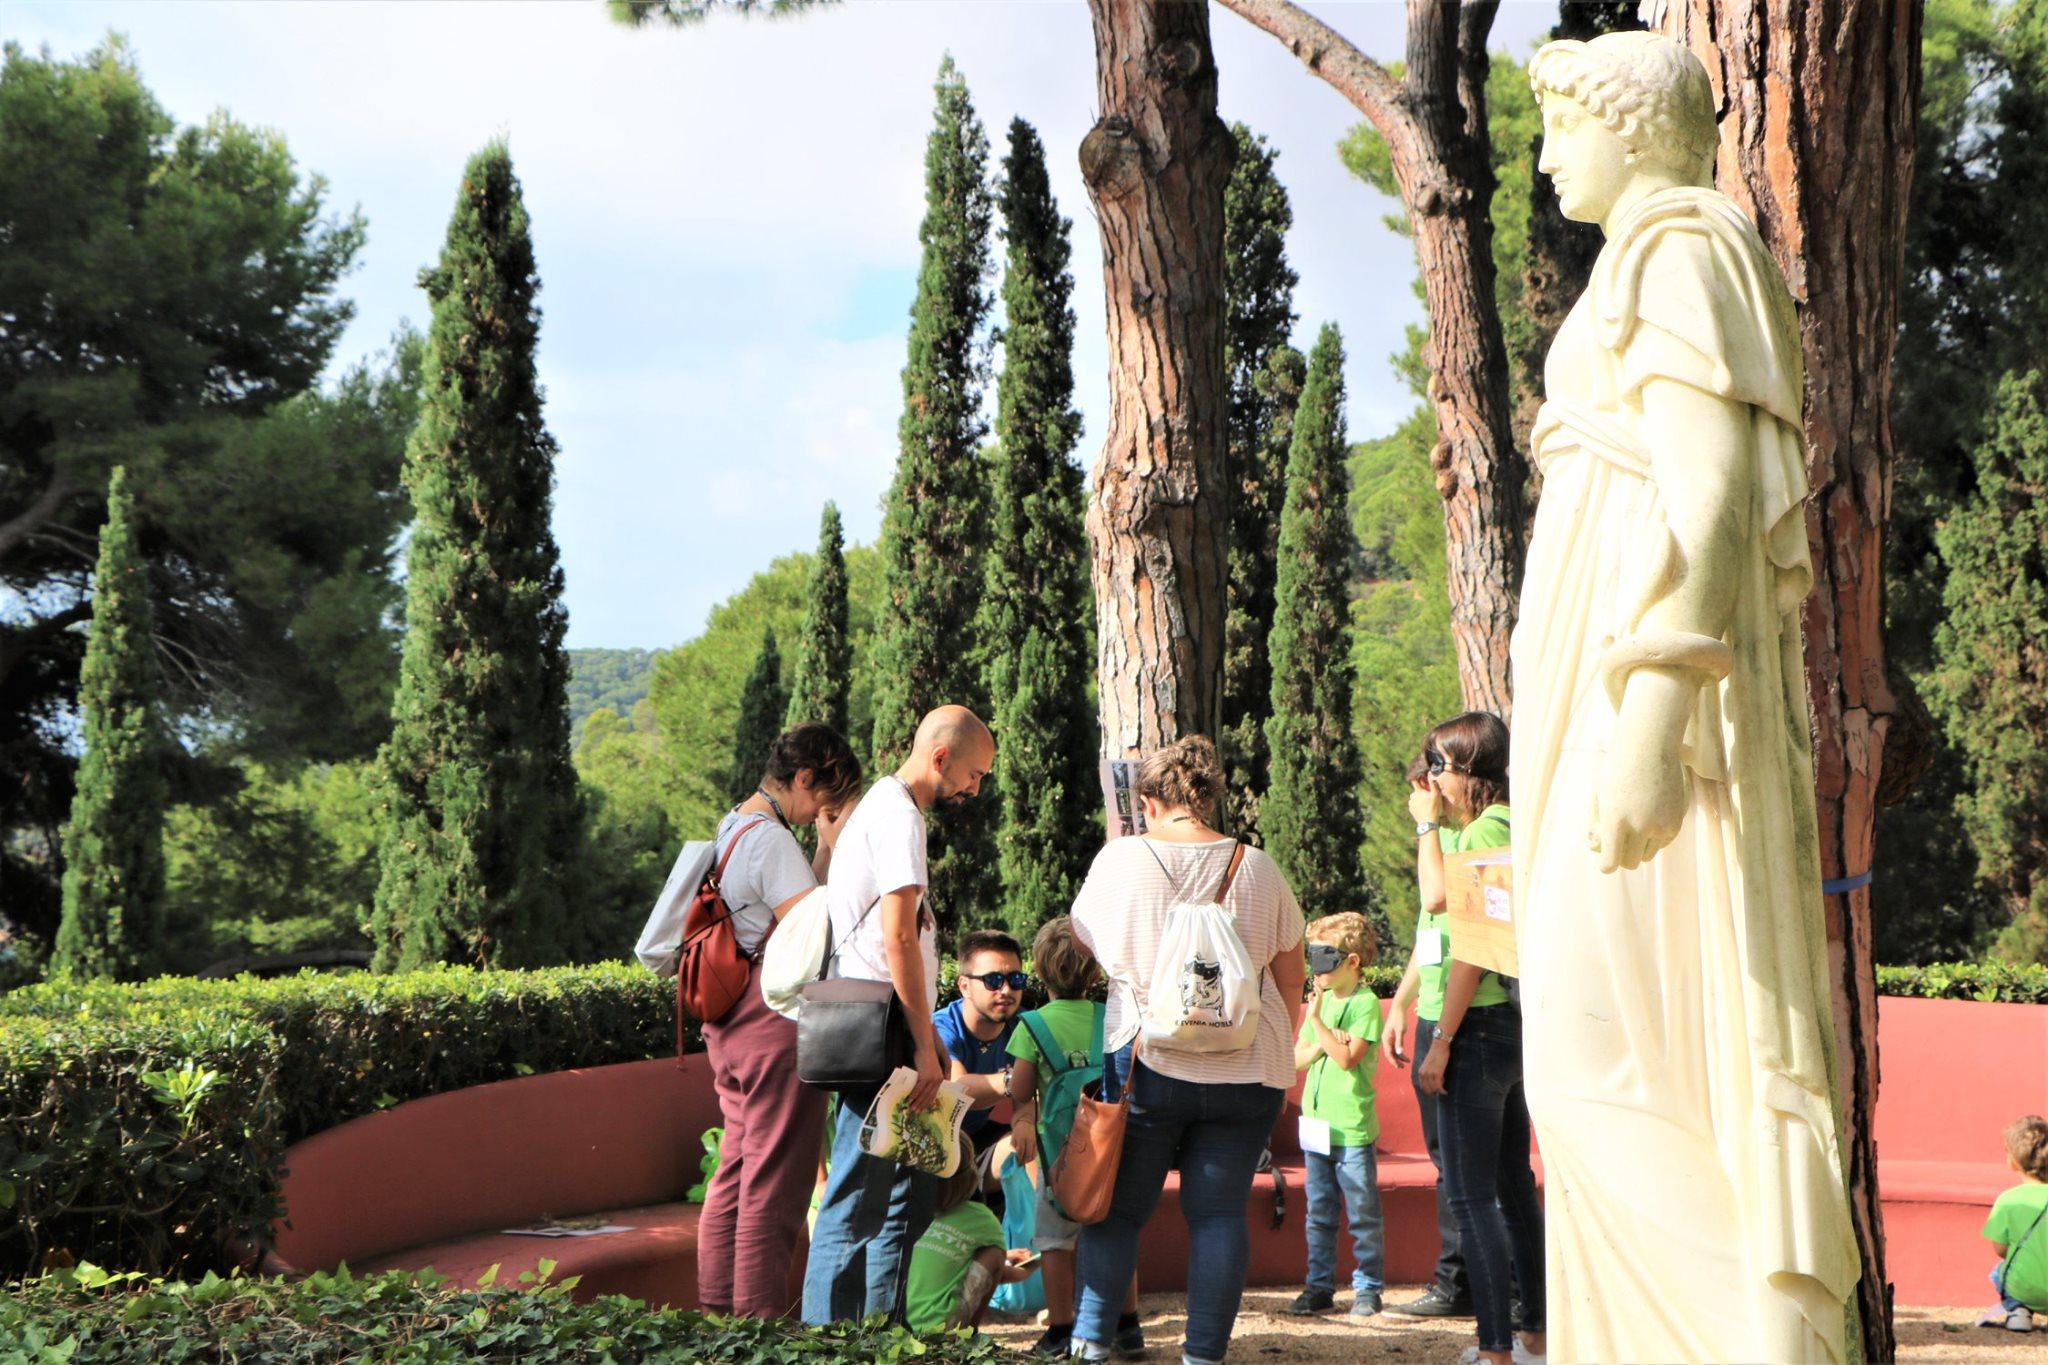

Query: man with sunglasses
[[933, 929, 1028, 1149]]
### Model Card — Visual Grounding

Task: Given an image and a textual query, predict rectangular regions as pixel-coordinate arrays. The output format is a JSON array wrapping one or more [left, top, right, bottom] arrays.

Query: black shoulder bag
[[795, 891, 921, 1092]]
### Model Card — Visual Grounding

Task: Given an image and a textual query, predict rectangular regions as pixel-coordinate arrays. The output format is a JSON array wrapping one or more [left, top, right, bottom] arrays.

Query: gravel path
[[980, 1286, 2048, 1362]]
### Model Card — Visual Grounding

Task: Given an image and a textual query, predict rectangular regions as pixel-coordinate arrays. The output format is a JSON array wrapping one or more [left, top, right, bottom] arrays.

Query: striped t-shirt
[[1070, 836, 1306, 1090]]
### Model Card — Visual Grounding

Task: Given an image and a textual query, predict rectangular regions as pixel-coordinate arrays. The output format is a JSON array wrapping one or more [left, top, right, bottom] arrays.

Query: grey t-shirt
[[714, 810, 818, 956]]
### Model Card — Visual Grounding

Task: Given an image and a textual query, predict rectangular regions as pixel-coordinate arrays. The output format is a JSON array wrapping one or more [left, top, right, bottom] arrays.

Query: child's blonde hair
[[1032, 916, 1099, 999], [2007, 1115, 2048, 1181], [1307, 911, 1376, 967]]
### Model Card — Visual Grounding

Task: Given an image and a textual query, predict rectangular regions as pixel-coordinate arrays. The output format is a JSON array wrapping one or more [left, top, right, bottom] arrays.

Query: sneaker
[[2008, 1308, 2036, 1333], [1388, 1285, 1473, 1318], [1285, 1287, 1336, 1315], [1113, 1311, 1148, 1359], [1033, 1323, 1075, 1356], [1350, 1291, 1383, 1318], [1457, 1343, 1544, 1365]]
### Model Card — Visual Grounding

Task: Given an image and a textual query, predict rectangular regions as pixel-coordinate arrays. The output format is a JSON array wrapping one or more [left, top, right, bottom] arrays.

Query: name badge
[[1415, 919, 1443, 967], [1298, 1116, 1333, 1156]]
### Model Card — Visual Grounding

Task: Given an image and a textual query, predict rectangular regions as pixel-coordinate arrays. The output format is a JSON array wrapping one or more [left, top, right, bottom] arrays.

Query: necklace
[[755, 786, 792, 831]]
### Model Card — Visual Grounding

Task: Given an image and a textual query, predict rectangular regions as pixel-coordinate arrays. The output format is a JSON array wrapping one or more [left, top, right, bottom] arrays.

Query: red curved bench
[[265, 1056, 739, 1308], [264, 998, 2040, 1311]]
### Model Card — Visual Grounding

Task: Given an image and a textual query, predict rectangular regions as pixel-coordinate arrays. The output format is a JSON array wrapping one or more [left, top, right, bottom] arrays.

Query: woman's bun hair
[[1137, 734, 1224, 818], [763, 722, 864, 806]]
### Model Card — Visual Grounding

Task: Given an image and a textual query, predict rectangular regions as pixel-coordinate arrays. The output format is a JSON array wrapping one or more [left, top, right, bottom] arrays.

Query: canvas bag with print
[[1138, 841, 1258, 1053]]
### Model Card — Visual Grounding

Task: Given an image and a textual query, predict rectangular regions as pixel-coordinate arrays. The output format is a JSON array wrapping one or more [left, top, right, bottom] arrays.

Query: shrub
[[2, 1262, 1011, 1363], [1, 964, 681, 1279], [1875, 960, 2048, 1004]]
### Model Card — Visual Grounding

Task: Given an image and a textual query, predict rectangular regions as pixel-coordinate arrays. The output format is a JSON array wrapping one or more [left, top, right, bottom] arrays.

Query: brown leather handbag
[[675, 816, 771, 1031], [1049, 1033, 1141, 1225]]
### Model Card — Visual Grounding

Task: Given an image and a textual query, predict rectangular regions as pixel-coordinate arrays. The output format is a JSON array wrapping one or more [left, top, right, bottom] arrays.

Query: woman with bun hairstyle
[[698, 722, 863, 1319], [1066, 735, 1308, 1365]]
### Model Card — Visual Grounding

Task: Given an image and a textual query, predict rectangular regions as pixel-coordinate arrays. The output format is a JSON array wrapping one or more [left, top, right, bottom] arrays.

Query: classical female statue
[[1512, 32, 1860, 1364]]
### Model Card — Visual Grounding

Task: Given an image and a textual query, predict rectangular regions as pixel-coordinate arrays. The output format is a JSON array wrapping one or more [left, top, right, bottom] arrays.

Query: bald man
[[802, 705, 994, 1327]]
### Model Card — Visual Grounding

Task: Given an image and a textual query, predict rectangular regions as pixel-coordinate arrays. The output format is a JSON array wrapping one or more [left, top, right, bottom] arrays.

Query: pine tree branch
[[1214, 0, 1412, 142], [0, 600, 93, 686], [0, 469, 83, 562]]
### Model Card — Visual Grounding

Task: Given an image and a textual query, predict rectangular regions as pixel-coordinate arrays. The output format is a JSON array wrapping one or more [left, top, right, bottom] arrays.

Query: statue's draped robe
[[1511, 186, 1860, 1364]]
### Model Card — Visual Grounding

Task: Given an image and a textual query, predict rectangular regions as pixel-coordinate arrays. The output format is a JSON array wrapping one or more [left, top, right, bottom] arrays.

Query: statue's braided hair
[[1529, 32, 1718, 185]]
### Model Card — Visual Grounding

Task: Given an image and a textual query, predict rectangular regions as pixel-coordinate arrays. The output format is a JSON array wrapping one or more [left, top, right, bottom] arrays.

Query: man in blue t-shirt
[[933, 929, 1025, 1147]]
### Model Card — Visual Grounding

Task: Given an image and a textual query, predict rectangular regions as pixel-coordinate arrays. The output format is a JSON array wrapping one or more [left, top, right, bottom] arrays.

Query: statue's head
[[1529, 31, 1717, 225]]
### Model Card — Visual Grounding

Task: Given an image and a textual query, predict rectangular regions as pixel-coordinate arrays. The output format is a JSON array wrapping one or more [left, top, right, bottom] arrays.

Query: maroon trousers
[[697, 960, 826, 1317]]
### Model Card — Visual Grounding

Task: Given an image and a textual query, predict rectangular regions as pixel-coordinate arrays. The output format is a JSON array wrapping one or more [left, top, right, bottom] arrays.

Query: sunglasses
[[965, 970, 1029, 993], [1425, 749, 1449, 776], [1306, 943, 1349, 974]]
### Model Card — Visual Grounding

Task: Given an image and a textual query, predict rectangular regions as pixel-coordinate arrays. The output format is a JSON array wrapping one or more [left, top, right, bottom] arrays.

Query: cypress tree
[[1930, 370, 2048, 963], [1221, 124, 1301, 843], [371, 143, 584, 972], [981, 117, 1097, 942], [732, 627, 789, 797], [52, 467, 167, 981], [784, 502, 852, 739], [868, 57, 995, 928], [1264, 324, 1377, 930]]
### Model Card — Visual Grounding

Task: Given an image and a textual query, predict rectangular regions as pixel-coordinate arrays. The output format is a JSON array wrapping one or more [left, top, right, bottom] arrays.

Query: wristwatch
[[1415, 820, 1440, 837], [999, 1062, 1014, 1097]]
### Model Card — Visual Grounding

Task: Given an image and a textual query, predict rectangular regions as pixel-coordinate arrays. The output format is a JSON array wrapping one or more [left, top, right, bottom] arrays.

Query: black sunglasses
[[965, 970, 1029, 993], [1426, 748, 1448, 776]]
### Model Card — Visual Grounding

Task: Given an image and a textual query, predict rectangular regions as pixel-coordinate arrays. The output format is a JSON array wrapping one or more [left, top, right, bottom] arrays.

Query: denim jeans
[[800, 1088, 936, 1325], [1994, 1264, 2030, 1314], [1438, 1005, 1545, 1353], [1075, 1046, 1283, 1363], [1303, 1144, 1385, 1296], [1411, 1016, 1468, 1299]]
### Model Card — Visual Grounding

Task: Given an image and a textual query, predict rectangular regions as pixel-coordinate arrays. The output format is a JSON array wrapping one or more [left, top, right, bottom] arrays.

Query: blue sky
[[10, 1, 1559, 650]]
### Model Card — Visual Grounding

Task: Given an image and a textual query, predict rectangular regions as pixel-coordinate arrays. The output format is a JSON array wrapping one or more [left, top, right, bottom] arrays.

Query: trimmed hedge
[[3, 1262, 1009, 1363], [1, 964, 681, 1280], [1875, 961, 2048, 1003]]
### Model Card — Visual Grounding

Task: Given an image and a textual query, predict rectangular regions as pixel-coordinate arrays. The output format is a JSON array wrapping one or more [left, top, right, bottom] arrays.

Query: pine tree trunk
[[1651, 2, 1923, 1357], [1218, 0, 1523, 716], [1081, 0, 1234, 754]]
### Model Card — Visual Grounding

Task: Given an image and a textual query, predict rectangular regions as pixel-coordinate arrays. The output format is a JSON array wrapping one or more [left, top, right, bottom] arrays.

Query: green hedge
[[3, 1262, 1008, 1363], [1875, 961, 2048, 1003], [1, 964, 682, 1281]]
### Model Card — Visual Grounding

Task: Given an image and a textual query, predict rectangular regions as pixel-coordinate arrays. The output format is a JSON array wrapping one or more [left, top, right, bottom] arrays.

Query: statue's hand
[[1590, 742, 1689, 874]]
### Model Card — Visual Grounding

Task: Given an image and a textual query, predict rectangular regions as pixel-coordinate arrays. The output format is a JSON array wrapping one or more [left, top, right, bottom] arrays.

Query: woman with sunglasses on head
[[1389, 713, 1544, 1365], [697, 722, 864, 1320], [1065, 735, 1308, 1365]]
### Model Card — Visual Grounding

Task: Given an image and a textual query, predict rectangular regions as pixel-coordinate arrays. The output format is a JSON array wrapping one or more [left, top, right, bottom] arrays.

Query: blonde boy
[[1287, 911, 1386, 1318], [1981, 1115, 2048, 1332]]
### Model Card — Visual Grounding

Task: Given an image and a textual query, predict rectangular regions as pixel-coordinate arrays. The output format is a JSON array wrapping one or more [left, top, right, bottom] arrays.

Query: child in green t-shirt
[[1980, 1115, 2048, 1332], [905, 1141, 1036, 1334], [1006, 916, 1144, 1359], [1286, 911, 1386, 1320]]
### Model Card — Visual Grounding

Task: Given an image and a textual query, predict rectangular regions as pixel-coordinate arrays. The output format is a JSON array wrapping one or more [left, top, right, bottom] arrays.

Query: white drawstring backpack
[[1139, 841, 1260, 1053]]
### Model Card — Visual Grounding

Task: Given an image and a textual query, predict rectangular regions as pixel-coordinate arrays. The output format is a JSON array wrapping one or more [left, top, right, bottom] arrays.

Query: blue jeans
[[1304, 1144, 1385, 1295], [1075, 1046, 1284, 1363], [1438, 1005, 1545, 1353], [1994, 1264, 2030, 1314], [800, 1089, 936, 1325]]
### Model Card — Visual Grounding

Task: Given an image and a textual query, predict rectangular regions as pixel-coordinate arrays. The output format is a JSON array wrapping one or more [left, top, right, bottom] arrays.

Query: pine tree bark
[[1218, 0, 1523, 716], [1081, 0, 1234, 755], [1650, 2, 1923, 1357]]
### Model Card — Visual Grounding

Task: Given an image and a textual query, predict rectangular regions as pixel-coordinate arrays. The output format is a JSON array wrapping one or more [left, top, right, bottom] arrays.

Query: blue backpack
[[1020, 1005, 1104, 1164]]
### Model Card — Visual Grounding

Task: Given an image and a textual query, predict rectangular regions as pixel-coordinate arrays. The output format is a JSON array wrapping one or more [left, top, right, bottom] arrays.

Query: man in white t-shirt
[[801, 704, 995, 1327]]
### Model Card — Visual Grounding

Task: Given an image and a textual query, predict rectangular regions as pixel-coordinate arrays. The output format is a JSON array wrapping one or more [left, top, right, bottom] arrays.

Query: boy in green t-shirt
[[1007, 916, 1143, 1359], [1980, 1114, 2048, 1332], [905, 1141, 1037, 1334], [1286, 912, 1386, 1319]]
